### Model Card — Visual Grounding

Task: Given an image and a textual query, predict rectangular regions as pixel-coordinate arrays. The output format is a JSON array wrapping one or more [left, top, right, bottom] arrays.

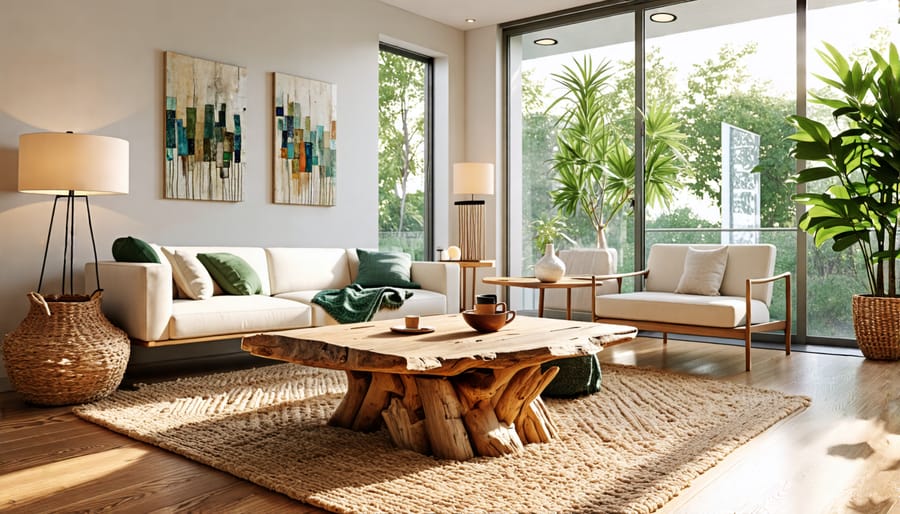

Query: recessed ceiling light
[[649, 12, 677, 23], [465, 18, 476, 23], [534, 38, 558, 46]]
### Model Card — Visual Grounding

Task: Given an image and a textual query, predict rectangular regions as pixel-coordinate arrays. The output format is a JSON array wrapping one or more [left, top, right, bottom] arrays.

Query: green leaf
[[794, 166, 838, 183]]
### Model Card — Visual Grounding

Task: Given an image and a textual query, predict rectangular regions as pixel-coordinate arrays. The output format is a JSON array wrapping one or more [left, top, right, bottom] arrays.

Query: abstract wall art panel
[[274, 72, 336, 206], [165, 51, 247, 202]]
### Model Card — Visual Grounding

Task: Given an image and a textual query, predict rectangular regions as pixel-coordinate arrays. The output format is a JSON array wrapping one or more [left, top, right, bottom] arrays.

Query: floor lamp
[[18, 132, 130, 295], [5, 131, 131, 406], [453, 162, 494, 261]]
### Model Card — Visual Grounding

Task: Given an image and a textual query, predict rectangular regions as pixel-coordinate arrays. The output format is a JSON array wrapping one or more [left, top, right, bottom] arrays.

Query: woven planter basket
[[852, 294, 900, 361], [2, 290, 130, 405]]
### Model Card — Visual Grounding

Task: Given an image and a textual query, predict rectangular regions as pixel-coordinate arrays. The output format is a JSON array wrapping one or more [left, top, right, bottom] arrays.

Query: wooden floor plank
[[0, 336, 897, 513]]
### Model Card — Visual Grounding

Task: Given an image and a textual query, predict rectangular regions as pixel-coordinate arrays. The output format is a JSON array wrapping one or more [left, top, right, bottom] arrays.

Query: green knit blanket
[[312, 284, 413, 324]]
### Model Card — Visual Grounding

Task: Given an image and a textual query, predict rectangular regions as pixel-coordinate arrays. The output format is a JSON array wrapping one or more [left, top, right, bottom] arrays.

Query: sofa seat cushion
[[594, 291, 770, 328], [276, 289, 446, 326], [168, 295, 311, 339]]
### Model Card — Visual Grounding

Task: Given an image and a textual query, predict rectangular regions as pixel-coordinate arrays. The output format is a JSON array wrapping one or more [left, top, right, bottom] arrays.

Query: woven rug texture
[[74, 363, 809, 513]]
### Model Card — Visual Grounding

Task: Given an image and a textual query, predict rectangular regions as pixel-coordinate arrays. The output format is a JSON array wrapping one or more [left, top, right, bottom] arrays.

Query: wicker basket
[[852, 294, 900, 360], [2, 290, 130, 405]]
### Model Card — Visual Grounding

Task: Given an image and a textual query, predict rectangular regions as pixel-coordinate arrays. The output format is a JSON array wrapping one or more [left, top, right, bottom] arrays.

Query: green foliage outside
[[378, 50, 426, 260]]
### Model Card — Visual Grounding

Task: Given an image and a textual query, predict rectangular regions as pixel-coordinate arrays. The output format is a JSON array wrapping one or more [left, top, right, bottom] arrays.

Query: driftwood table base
[[330, 364, 560, 460], [242, 314, 637, 460]]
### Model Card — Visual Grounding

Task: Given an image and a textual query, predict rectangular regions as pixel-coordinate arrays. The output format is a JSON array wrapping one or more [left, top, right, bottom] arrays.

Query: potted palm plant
[[789, 43, 900, 360], [546, 56, 688, 249]]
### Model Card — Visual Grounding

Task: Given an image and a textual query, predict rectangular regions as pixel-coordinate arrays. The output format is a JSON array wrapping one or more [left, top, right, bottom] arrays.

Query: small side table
[[482, 276, 596, 320], [442, 260, 495, 311]]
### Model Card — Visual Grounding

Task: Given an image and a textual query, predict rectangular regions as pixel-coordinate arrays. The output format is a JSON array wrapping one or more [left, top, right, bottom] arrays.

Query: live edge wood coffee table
[[241, 314, 637, 460]]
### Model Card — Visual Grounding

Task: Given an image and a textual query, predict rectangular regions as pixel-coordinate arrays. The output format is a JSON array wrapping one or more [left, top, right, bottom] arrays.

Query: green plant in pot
[[788, 43, 900, 360], [546, 56, 688, 249], [531, 213, 574, 253]]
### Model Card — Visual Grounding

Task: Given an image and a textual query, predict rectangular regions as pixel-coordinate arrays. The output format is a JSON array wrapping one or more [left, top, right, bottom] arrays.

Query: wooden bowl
[[461, 309, 516, 333]]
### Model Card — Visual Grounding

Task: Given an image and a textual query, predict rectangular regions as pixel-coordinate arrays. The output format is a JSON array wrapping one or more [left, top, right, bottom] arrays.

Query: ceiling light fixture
[[465, 18, 476, 23], [534, 38, 558, 46], [649, 12, 677, 23]]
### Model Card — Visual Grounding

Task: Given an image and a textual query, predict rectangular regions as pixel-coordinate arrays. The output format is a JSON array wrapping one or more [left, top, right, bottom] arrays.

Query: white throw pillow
[[674, 246, 728, 296], [162, 248, 215, 300]]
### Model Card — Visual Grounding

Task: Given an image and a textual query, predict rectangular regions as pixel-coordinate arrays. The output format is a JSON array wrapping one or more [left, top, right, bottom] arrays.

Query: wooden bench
[[589, 244, 791, 371]]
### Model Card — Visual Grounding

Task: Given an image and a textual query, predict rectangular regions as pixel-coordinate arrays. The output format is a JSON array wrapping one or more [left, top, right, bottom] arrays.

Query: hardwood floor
[[1, 337, 898, 513]]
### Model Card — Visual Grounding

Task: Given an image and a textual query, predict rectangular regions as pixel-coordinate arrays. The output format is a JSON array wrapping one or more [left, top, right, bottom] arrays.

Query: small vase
[[535, 243, 566, 283]]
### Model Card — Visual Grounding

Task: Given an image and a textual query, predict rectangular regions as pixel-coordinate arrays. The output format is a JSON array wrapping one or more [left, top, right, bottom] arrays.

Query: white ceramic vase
[[535, 243, 566, 283]]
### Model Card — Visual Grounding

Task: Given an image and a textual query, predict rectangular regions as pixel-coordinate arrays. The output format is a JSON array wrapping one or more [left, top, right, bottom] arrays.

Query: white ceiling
[[378, 0, 604, 30]]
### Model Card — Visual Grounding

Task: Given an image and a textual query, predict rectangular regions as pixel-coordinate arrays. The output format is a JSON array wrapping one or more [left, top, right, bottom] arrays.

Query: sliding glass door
[[505, 0, 896, 345]]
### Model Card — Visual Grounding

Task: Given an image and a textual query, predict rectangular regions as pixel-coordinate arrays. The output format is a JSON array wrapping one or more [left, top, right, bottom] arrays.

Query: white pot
[[535, 243, 566, 283]]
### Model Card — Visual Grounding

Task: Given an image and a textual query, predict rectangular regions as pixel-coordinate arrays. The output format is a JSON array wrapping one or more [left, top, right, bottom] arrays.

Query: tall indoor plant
[[546, 56, 687, 248], [789, 42, 900, 359]]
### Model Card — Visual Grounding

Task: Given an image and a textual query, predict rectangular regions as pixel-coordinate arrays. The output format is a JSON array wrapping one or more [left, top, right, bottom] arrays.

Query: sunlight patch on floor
[[0, 447, 149, 504]]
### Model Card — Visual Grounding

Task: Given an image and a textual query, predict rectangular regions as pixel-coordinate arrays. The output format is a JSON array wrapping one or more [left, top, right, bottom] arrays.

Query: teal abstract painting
[[274, 72, 336, 206], [165, 51, 247, 202]]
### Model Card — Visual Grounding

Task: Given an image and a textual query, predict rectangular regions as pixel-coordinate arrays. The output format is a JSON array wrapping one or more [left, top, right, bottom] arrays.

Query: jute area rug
[[74, 363, 809, 513]]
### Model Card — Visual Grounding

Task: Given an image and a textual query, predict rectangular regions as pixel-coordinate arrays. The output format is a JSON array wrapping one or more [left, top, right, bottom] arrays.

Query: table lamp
[[18, 132, 129, 295], [453, 162, 494, 261]]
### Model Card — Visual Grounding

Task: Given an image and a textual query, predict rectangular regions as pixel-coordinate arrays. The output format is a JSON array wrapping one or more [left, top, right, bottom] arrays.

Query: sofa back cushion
[[720, 244, 776, 304], [163, 246, 271, 296], [645, 244, 776, 304], [266, 248, 351, 294]]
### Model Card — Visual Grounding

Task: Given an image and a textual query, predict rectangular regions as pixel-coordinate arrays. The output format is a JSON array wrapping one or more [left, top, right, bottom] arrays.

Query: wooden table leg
[[460, 267, 467, 311], [470, 266, 477, 311], [566, 288, 572, 320], [538, 289, 545, 318]]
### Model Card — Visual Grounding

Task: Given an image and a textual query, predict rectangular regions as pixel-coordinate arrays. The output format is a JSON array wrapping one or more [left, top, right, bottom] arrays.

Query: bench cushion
[[644, 244, 776, 304], [168, 295, 311, 339], [594, 291, 770, 328], [276, 289, 447, 326]]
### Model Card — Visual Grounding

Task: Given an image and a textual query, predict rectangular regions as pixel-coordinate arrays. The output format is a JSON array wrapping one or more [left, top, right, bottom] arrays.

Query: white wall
[[462, 26, 504, 300], [0, 0, 465, 389]]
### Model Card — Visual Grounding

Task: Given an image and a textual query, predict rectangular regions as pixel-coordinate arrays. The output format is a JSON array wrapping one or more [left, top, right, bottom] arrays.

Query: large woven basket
[[2, 290, 130, 405], [852, 294, 900, 360]]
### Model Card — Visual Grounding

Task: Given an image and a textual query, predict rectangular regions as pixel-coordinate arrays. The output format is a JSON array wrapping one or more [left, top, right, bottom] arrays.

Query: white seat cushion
[[168, 295, 311, 339], [276, 289, 447, 326], [594, 291, 770, 328]]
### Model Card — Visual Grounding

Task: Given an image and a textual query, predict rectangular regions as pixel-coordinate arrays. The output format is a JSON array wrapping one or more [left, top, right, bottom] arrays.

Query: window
[[378, 44, 433, 261], [804, 0, 899, 339], [505, 0, 896, 345]]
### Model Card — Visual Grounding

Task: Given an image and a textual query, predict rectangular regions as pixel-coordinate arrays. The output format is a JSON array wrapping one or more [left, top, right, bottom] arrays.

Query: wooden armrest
[[747, 272, 791, 286], [743, 272, 791, 341], [591, 269, 649, 282]]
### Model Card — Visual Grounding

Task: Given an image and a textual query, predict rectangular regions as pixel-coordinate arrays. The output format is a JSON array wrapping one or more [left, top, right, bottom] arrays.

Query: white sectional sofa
[[93, 246, 459, 346], [591, 243, 791, 371]]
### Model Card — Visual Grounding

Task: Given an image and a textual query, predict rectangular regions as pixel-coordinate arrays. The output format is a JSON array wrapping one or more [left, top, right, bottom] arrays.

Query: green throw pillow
[[354, 249, 420, 289], [197, 252, 262, 295], [112, 236, 160, 263]]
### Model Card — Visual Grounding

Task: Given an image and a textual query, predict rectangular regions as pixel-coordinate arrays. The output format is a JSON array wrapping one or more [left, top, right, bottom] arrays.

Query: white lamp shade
[[18, 132, 129, 195], [453, 162, 494, 196]]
